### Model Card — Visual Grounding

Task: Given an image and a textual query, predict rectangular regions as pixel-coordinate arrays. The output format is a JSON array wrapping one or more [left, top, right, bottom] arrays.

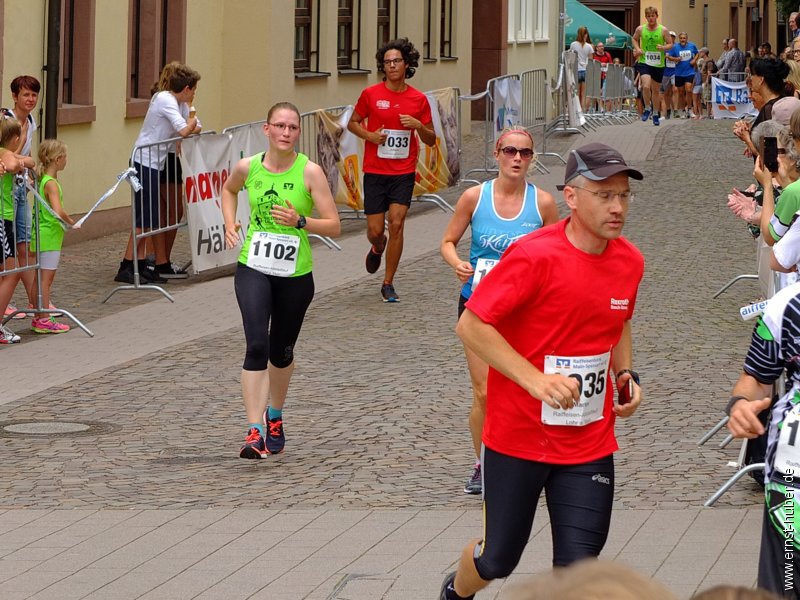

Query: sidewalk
[[0, 116, 766, 599]]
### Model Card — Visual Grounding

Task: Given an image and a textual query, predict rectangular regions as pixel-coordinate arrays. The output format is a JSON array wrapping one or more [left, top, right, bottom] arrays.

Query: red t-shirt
[[465, 218, 645, 464], [593, 52, 613, 79], [353, 82, 433, 175]]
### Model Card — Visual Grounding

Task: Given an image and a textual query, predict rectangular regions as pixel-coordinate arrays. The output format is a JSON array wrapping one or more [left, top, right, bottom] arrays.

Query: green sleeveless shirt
[[31, 174, 65, 252], [638, 24, 666, 67], [0, 152, 14, 221], [238, 153, 314, 277]]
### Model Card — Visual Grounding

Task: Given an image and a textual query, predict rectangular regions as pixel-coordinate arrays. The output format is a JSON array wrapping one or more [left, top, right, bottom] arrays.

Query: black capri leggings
[[234, 263, 315, 371], [474, 446, 614, 580]]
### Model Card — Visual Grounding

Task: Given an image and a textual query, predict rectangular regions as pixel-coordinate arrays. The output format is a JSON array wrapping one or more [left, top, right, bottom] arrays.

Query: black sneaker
[[265, 416, 285, 454], [439, 571, 473, 600], [114, 262, 135, 284], [155, 262, 189, 279], [381, 283, 399, 303], [139, 263, 168, 284], [464, 464, 482, 495], [365, 236, 386, 274], [239, 427, 267, 459]]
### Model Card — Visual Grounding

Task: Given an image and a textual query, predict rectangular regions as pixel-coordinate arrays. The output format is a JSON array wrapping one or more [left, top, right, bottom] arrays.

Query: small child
[[0, 117, 25, 343], [29, 139, 74, 334]]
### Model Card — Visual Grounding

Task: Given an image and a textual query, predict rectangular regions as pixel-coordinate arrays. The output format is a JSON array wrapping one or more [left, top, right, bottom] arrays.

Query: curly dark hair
[[376, 37, 420, 81]]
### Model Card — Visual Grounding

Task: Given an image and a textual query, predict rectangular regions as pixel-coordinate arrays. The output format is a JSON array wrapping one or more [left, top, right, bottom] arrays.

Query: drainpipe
[[44, 0, 61, 138]]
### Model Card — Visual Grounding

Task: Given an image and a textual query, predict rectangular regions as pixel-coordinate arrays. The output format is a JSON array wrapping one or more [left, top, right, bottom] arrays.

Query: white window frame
[[508, 0, 533, 43], [534, 0, 549, 42]]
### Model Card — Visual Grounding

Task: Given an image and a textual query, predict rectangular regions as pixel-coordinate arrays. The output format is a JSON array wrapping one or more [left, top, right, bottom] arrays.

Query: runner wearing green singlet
[[632, 6, 673, 126], [221, 102, 340, 459]]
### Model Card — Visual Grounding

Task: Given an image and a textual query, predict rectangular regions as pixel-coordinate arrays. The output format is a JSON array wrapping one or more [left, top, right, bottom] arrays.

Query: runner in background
[[347, 38, 435, 303], [221, 102, 340, 459], [669, 32, 699, 119], [440, 127, 559, 496], [632, 6, 673, 126]]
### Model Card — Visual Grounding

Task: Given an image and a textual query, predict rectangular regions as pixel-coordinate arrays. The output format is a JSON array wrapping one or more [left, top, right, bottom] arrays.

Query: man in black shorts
[[632, 6, 672, 126], [347, 38, 435, 302]]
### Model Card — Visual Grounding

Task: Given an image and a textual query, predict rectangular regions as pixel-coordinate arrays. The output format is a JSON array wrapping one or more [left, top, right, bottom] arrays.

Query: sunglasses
[[499, 146, 534, 159]]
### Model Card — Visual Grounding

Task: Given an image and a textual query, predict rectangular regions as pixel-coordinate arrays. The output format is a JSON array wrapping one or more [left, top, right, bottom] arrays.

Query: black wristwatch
[[296, 215, 307, 229], [615, 369, 640, 385]]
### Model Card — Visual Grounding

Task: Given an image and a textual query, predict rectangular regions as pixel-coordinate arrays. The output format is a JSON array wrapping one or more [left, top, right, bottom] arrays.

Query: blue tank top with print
[[461, 179, 544, 299]]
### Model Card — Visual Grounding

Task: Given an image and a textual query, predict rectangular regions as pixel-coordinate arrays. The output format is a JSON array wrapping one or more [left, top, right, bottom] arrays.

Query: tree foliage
[[778, 0, 798, 18]]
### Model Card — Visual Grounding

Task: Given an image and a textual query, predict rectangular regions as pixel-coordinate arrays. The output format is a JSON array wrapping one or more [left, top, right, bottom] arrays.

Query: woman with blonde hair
[[440, 126, 559, 495], [785, 59, 800, 98], [569, 26, 594, 110]]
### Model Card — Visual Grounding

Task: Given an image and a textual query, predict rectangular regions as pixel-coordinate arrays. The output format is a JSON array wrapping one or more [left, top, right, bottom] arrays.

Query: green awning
[[564, 0, 632, 50]]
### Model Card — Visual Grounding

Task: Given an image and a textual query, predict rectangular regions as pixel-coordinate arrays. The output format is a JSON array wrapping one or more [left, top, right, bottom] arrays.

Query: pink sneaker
[[31, 317, 70, 334], [4, 304, 25, 320], [28, 303, 62, 317]]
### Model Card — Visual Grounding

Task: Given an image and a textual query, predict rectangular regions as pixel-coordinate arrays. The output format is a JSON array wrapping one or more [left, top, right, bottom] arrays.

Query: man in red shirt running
[[348, 38, 435, 302], [439, 143, 645, 600]]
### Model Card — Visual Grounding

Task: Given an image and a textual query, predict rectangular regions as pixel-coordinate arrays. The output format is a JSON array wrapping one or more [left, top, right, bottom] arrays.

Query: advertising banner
[[711, 77, 757, 119]]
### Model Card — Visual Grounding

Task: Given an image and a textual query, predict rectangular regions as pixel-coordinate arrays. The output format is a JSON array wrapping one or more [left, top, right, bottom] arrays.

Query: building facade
[[0, 1, 492, 238]]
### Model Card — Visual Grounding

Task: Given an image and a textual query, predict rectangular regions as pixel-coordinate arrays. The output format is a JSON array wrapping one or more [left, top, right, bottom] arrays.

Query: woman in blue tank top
[[440, 127, 559, 495]]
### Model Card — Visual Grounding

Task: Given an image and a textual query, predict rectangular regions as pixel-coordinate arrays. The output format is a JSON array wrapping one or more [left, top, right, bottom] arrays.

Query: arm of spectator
[[771, 221, 800, 271], [755, 158, 777, 245], [727, 372, 772, 439]]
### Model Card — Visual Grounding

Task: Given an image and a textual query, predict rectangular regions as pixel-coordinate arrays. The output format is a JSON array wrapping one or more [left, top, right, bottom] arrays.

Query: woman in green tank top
[[221, 102, 340, 459]]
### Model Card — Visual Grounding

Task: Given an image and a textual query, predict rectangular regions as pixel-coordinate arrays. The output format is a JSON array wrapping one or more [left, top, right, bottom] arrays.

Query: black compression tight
[[474, 447, 614, 580], [234, 264, 315, 370]]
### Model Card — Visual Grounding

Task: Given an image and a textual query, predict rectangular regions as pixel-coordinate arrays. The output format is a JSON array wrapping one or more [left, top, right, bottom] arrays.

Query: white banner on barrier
[[711, 77, 757, 120], [181, 134, 250, 273], [493, 78, 522, 141]]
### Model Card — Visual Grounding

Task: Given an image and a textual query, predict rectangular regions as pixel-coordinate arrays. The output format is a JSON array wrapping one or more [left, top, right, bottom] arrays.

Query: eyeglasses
[[383, 58, 405, 66], [571, 185, 635, 203], [793, 49, 800, 57], [778, 148, 787, 154], [269, 122, 300, 133], [499, 146, 535, 159]]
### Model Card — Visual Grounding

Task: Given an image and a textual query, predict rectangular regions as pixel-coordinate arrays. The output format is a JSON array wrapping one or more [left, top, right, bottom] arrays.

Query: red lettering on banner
[[186, 169, 229, 203]]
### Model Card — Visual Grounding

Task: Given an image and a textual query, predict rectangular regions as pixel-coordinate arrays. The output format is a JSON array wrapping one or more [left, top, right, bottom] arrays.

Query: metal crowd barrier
[[546, 53, 586, 142], [584, 62, 634, 126], [702, 269, 780, 506], [1, 174, 92, 336], [462, 73, 521, 181], [104, 131, 214, 304], [519, 68, 565, 168]]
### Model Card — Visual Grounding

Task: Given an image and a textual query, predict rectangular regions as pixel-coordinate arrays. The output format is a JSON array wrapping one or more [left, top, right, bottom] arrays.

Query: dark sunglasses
[[499, 146, 534, 159]]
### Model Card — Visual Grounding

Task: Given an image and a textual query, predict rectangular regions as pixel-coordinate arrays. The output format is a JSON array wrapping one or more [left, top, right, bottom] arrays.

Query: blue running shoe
[[266, 417, 285, 454], [381, 283, 400, 302], [239, 427, 267, 459], [653, 113, 660, 126], [641, 109, 651, 122]]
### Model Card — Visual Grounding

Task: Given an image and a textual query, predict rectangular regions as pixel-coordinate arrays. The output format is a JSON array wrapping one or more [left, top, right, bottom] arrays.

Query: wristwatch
[[615, 369, 640, 385], [296, 215, 307, 229]]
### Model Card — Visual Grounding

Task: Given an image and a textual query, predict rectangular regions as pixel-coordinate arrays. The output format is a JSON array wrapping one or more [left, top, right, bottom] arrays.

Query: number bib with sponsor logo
[[644, 51, 662, 66], [377, 129, 411, 159], [679, 50, 692, 61], [775, 404, 800, 476], [541, 351, 610, 426], [471, 257, 498, 290], [246, 231, 300, 277]]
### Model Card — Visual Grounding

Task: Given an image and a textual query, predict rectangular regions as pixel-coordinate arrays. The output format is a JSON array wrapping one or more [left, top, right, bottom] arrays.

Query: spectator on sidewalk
[[569, 26, 594, 111], [2, 76, 40, 321], [28, 139, 74, 334], [718, 39, 746, 82], [114, 63, 201, 285]]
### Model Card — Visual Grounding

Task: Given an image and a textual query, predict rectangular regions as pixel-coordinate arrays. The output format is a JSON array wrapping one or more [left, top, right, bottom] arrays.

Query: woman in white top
[[569, 26, 594, 110]]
